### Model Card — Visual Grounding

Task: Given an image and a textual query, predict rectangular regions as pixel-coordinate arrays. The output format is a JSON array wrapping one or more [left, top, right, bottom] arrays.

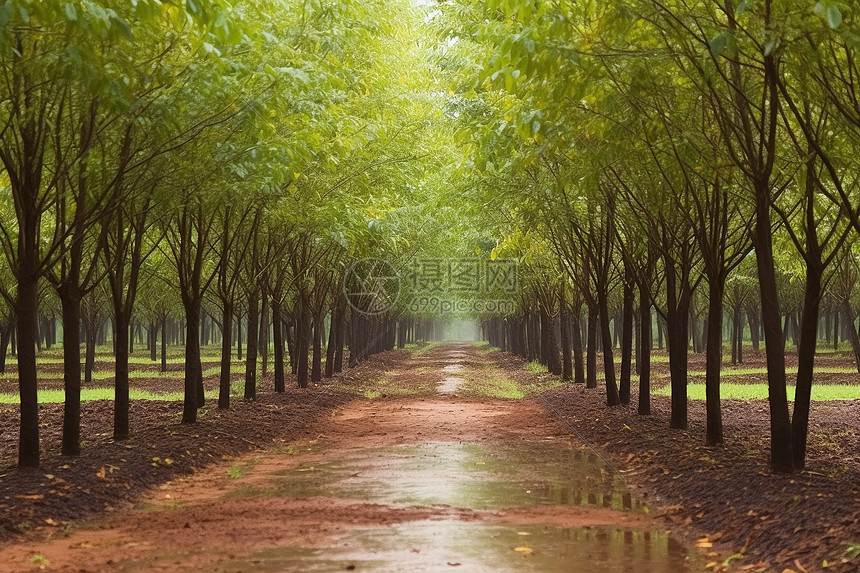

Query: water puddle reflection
[[255, 442, 642, 512], [218, 522, 693, 573]]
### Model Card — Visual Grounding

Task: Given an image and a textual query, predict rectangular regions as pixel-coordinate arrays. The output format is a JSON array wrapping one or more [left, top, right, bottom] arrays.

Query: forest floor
[[0, 343, 857, 572]]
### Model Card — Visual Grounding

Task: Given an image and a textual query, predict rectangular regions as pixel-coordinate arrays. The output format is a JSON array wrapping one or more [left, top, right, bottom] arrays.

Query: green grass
[[525, 360, 548, 374], [0, 380, 245, 404], [467, 375, 526, 399], [655, 383, 860, 401], [406, 341, 441, 356], [0, 365, 233, 381]]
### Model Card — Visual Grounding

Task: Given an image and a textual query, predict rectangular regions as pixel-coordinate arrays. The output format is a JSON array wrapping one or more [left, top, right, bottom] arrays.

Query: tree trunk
[[244, 290, 259, 401], [753, 191, 793, 473], [559, 289, 573, 382], [619, 278, 634, 405], [325, 303, 337, 378], [585, 304, 598, 389], [705, 279, 725, 446], [311, 310, 323, 382], [219, 302, 233, 408], [161, 316, 167, 373], [113, 309, 131, 440], [597, 290, 620, 407], [297, 295, 310, 388], [259, 293, 269, 376], [272, 301, 285, 392], [181, 300, 203, 424], [638, 283, 651, 416], [60, 291, 82, 455], [16, 270, 40, 467]]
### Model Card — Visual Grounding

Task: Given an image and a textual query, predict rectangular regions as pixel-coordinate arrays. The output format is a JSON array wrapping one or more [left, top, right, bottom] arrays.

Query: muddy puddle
[[218, 440, 700, 571], [250, 442, 643, 512], [218, 522, 689, 573]]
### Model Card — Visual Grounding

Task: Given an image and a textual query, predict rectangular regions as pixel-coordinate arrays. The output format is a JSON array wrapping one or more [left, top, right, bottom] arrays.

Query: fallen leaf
[[44, 518, 58, 526], [514, 546, 533, 555], [96, 467, 106, 479]]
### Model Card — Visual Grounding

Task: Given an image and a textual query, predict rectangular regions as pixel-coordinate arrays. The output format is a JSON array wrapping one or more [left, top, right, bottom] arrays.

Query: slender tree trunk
[[638, 283, 651, 416], [705, 279, 725, 446], [272, 300, 285, 392], [597, 290, 620, 407], [0, 322, 10, 374], [619, 278, 634, 405], [311, 310, 323, 382], [160, 316, 167, 373], [181, 300, 203, 424], [244, 290, 259, 401], [585, 304, 598, 389], [16, 270, 40, 467], [219, 302, 233, 409], [559, 289, 572, 382], [753, 191, 793, 472], [297, 295, 310, 388], [325, 303, 337, 378], [333, 302, 345, 374], [60, 291, 82, 455], [113, 310, 131, 440], [259, 293, 269, 376]]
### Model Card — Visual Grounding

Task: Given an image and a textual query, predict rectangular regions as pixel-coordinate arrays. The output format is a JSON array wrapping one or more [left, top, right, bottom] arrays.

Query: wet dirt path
[[0, 344, 699, 572]]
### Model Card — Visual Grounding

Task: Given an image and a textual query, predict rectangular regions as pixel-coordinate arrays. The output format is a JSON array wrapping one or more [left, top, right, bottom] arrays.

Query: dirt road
[[0, 344, 698, 572]]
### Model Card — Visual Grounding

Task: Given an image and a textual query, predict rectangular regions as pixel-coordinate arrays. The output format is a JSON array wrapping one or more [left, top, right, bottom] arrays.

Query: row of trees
[[441, 0, 860, 473], [0, 0, 466, 468]]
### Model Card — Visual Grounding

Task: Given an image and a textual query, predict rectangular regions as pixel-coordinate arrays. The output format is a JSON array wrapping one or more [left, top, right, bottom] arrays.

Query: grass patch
[[655, 383, 860, 401], [0, 387, 227, 404], [407, 341, 441, 356], [467, 375, 525, 399], [525, 360, 548, 374]]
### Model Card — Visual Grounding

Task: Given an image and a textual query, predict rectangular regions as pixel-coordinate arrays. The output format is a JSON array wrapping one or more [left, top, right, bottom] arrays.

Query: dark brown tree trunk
[[753, 190, 794, 473], [244, 290, 259, 401], [540, 305, 562, 375], [325, 303, 337, 378], [113, 310, 131, 440], [16, 270, 40, 467], [597, 289, 620, 407], [272, 300, 285, 392], [219, 302, 233, 408], [571, 306, 585, 385], [619, 277, 634, 405], [311, 310, 324, 382], [0, 322, 11, 374], [638, 283, 651, 416], [705, 279, 725, 446], [181, 300, 203, 424], [259, 293, 269, 376], [161, 316, 167, 373], [333, 302, 345, 374], [586, 304, 598, 389], [665, 255, 690, 430], [60, 291, 82, 455], [559, 288, 573, 382], [297, 294, 310, 388]]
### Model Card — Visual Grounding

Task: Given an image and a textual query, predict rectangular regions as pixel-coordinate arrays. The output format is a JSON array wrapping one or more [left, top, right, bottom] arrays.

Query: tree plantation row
[[443, 0, 860, 475], [4, 0, 860, 480], [0, 0, 472, 469]]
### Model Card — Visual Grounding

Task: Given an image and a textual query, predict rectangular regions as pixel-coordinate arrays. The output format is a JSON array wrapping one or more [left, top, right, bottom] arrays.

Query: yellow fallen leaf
[[96, 467, 106, 479], [781, 569, 797, 573], [514, 547, 533, 555], [44, 518, 58, 526], [164, 458, 174, 466]]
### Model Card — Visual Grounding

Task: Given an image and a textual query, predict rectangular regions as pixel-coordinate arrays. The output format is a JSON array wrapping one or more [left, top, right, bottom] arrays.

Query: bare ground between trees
[[0, 345, 856, 572]]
